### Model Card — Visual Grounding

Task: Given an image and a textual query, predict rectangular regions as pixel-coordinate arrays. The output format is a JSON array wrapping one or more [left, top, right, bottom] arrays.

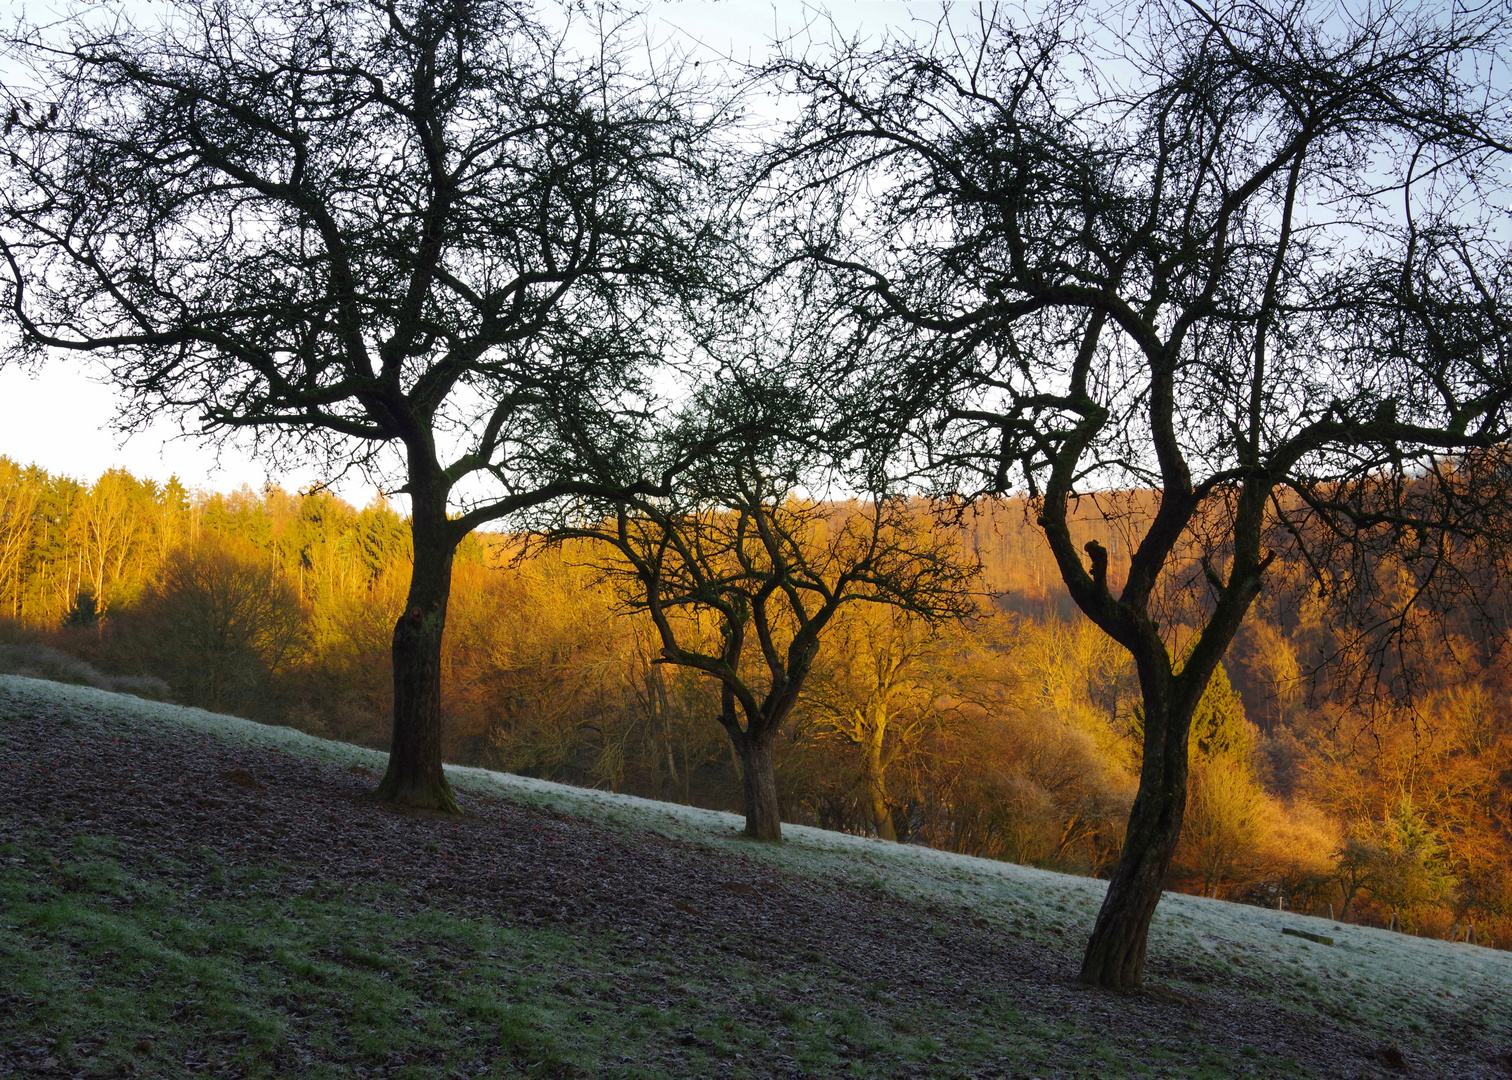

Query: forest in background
[[2, 455, 1508, 948]]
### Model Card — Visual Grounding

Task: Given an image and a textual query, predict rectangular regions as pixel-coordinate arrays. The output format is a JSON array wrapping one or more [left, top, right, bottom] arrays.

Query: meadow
[[3, 675, 1508, 1079]]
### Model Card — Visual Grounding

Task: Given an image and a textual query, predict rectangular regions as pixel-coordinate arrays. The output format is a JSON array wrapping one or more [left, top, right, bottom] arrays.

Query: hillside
[[2, 675, 1509, 1079], [6, 463, 1511, 945]]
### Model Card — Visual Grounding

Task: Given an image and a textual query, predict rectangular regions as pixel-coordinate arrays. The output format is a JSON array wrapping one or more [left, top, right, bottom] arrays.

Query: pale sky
[[0, 2, 945, 504], [7, 2, 1500, 506]]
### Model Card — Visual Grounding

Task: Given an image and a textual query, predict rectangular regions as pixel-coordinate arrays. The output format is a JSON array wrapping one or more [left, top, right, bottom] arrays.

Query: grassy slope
[[2, 674, 1509, 1079]]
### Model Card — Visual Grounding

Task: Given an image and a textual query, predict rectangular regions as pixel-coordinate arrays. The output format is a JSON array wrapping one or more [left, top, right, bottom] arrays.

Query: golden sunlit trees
[[10, 455, 1512, 945], [1171, 659, 1339, 904], [1180, 756, 1264, 898], [1167, 660, 1266, 894], [622, 629, 732, 805], [0, 458, 39, 620], [2, 0, 734, 813], [800, 604, 949, 840], [446, 544, 641, 781], [0, 461, 191, 627], [923, 707, 1136, 870], [922, 614, 1137, 871], [69, 470, 155, 615], [1238, 621, 1305, 735], [1336, 802, 1456, 929], [1299, 678, 1512, 933]]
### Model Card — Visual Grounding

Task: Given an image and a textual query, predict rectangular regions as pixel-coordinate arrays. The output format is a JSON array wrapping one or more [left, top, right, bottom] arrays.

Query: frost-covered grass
[[454, 756, 1512, 1035], [6, 673, 1511, 1043]]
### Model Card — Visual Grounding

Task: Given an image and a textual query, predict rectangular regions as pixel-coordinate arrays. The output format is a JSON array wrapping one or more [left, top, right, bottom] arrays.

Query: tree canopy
[[6, 0, 1512, 995], [1, 0, 735, 809], [764, 0, 1512, 985]]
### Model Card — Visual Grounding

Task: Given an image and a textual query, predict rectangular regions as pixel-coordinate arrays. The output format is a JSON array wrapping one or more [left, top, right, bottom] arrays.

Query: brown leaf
[[221, 769, 265, 790]]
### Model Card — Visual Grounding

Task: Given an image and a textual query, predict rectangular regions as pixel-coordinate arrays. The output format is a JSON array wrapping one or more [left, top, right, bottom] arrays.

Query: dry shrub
[[1254, 798, 1339, 912], [916, 704, 1134, 872], [1177, 787, 1337, 908], [1176, 756, 1265, 896], [0, 640, 170, 699]]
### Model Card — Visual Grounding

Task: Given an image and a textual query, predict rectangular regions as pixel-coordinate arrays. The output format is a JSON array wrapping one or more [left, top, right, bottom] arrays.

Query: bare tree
[[119, 533, 309, 713], [556, 383, 980, 840], [767, 0, 1512, 986], [800, 603, 948, 840], [0, 458, 40, 619], [0, 0, 732, 810]]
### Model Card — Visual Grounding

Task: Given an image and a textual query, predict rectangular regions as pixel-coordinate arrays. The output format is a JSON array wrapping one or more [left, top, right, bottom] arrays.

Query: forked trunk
[[736, 735, 783, 841], [1079, 694, 1189, 988], [374, 502, 460, 814]]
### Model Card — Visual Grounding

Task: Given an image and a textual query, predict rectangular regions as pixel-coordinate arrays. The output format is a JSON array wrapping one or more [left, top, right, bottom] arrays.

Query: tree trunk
[[865, 726, 896, 841], [1079, 693, 1189, 988], [1340, 885, 1358, 922], [736, 734, 783, 841], [374, 498, 460, 814]]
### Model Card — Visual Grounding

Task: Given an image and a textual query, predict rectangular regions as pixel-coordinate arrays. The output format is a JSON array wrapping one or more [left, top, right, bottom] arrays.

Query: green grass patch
[[0, 831, 1338, 1079], [0, 835, 650, 1077]]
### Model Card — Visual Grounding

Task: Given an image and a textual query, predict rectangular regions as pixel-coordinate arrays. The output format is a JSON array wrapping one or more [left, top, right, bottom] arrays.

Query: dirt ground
[[2, 690, 1507, 1079]]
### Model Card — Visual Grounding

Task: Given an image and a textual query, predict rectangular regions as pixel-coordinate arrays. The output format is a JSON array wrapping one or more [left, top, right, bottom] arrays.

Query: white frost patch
[[4, 672, 1509, 1025], [0, 674, 393, 771]]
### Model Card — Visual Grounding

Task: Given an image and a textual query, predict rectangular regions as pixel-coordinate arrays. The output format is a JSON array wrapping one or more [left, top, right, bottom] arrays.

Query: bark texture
[[736, 735, 783, 841], [866, 730, 897, 841], [374, 502, 460, 814], [1077, 707, 1188, 986]]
